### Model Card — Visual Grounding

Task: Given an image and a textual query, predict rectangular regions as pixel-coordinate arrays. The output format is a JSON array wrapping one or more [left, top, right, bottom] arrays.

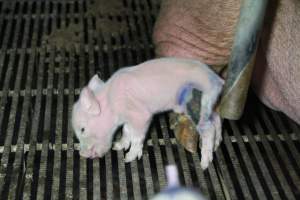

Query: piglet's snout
[[79, 145, 100, 158]]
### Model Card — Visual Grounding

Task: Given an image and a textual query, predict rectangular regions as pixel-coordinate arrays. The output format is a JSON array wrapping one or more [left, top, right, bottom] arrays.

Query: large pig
[[71, 57, 224, 169], [153, 0, 300, 124]]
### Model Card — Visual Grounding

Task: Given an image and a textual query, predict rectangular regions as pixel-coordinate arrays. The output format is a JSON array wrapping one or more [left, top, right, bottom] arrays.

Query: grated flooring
[[0, 0, 299, 199]]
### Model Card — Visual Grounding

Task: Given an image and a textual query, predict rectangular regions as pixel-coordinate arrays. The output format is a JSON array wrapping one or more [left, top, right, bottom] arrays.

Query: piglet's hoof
[[200, 149, 213, 170], [124, 147, 143, 163], [170, 113, 199, 153]]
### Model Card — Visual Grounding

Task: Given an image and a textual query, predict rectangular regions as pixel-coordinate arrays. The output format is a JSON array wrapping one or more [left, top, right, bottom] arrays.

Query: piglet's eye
[[81, 128, 85, 133]]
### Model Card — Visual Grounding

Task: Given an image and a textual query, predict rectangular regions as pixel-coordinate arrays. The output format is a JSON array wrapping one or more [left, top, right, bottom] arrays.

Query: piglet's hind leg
[[196, 81, 223, 169], [200, 124, 215, 169], [213, 113, 222, 151], [197, 83, 222, 132], [199, 112, 222, 169]]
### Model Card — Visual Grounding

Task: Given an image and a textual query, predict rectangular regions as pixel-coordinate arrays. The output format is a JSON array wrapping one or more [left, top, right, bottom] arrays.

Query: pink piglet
[[71, 57, 224, 169]]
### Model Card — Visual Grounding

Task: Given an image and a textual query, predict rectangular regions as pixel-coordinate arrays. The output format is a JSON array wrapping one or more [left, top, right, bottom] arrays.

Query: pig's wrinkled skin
[[153, 0, 300, 124], [72, 57, 224, 169]]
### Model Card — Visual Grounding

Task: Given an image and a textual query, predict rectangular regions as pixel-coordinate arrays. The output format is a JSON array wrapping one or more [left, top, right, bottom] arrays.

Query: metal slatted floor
[[0, 0, 299, 199]]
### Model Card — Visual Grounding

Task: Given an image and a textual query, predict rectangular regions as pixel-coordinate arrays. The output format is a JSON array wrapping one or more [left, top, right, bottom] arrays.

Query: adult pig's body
[[72, 57, 224, 169]]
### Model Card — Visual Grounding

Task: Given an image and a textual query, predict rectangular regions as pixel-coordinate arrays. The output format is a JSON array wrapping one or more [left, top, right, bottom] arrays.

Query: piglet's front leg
[[112, 126, 131, 151], [123, 122, 150, 163], [118, 111, 152, 163]]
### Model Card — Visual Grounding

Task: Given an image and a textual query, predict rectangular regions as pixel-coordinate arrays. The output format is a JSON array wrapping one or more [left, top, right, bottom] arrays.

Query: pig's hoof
[[200, 150, 213, 170], [124, 148, 143, 163], [112, 142, 122, 151], [200, 158, 209, 170], [124, 153, 136, 163], [112, 140, 130, 151]]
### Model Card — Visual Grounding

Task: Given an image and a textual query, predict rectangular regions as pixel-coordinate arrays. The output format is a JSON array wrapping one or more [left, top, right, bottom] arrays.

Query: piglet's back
[[113, 57, 215, 113], [130, 57, 215, 92]]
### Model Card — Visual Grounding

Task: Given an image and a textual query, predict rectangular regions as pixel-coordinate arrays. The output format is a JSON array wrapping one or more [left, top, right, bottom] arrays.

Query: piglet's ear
[[79, 87, 101, 115], [88, 74, 104, 92]]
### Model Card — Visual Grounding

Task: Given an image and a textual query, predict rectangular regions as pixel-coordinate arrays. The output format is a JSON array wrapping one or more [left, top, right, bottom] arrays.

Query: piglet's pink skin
[[71, 57, 224, 169]]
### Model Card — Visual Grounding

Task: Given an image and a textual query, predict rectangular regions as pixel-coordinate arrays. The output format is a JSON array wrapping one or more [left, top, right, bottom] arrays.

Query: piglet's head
[[71, 75, 118, 159]]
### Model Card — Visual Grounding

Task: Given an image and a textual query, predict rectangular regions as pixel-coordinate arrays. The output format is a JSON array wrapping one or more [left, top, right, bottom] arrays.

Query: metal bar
[[130, 4, 157, 196], [0, 11, 160, 22], [122, 6, 145, 199], [1, 1, 17, 50], [288, 118, 300, 140], [222, 128, 254, 199], [0, 51, 7, 105], [100, 16, 117, 200], [259, 107, 300, 190], [0, 43, 155, 57], [25, 2, 36, 49], [206, 158, 226, 200], [252, 111, 296, 199], [11, 2, 23, 49], [7, 50, 32, 199], [270, 110, 300, 171], [76, 2, 88, 199], [149, 126, 167, 190], [0, 0, 298, 199], [36, 3, 57, 199], [86, 14, 101, 199], [112, 18, 132, 200], [22, 49, 45, 200], [219, 0, 268, 119], [0, 133, 297, 154], [133, 0, 152, 43], [21, 1, 34, 52], [130, 156, 142, 200], [78, 50, 88, 200], [35, 47, 54, 200], [229, 120, 268, 199], [51, 48, 65, 200], [142, 148, 155, 198], [158, 117, 175, 164], [104, 153, 113, 200], [215, 146, 239, 199], [65, 47, 75, 200], [92, 22, 105, 200], [0, 50, 18, 196], [241, 122, 282, 199], [190, 151, 211, 198], [0, 1, 6, 49], [159, 116, 194, 188]]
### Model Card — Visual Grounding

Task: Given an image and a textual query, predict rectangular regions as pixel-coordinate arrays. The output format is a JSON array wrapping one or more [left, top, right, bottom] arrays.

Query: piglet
[[71, 57, 224, 169]]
